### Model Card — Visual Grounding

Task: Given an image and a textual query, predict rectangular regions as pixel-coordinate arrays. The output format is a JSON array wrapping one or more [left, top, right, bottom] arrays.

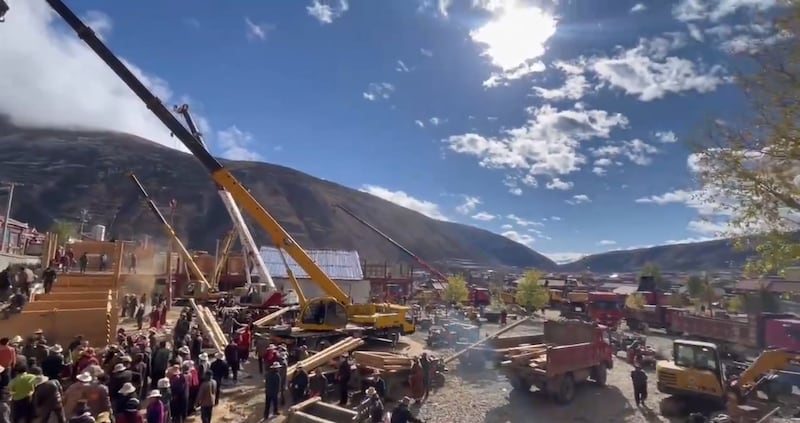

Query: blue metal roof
[[259, 247, 364, 280]]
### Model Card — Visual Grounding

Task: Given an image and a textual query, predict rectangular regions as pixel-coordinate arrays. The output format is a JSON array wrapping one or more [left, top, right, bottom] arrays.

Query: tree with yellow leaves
[[692, 4, 800, 275], [443, 275, 469, 304], [515, 270, 549, 312]]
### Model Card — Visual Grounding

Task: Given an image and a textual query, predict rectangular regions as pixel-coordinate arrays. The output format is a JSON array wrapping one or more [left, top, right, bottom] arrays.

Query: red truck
[[624, 275, 682, 332], [498, 320, 613, 404], [587, 292, 624, 328], [668, 311, 800, 357]]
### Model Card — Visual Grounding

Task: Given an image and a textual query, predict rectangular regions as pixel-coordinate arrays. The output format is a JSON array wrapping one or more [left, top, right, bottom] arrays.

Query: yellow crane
[[37, 1, 414, 340]]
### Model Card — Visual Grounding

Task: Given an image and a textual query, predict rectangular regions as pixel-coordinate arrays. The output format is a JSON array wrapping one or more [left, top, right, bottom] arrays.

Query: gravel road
[[411, 318, 674, 423]]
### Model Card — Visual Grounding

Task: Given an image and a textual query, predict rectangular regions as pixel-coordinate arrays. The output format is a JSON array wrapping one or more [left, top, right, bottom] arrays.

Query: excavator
[[335, 204, 491, 307], [129, 173, 221, 302], [656, 338, 800, 417], [173, 103, 283, 307], [32, 1, 414, 341]]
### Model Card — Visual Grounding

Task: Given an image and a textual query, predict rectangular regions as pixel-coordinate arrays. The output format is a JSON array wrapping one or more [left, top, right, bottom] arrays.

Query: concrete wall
[[0, 253, 40, 269]]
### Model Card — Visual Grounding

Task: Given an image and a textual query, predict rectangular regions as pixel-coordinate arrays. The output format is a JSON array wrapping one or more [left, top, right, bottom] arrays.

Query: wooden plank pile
[[287, 336, 364, 379], [500, 343, 549, 370], [285, 396, 357, 423], [352, 351, 415, 372], [188, 299, 226, 354]]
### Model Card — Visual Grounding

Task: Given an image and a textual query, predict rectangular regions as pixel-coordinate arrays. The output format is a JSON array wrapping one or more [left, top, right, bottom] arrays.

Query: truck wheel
[[592, 365, 607, 387], [555, 374, 576, 404]]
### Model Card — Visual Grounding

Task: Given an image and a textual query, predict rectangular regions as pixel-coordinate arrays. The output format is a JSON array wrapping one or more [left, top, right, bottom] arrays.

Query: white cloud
[[705, 23, 789, 55], [591, 139, 659, 166], [483, 61, 546, 88], [360, 185, 448, 221], [687, 219, 729, 236], [456, 195, 481, 215], [502, 230, 535, 248], [630, 3, 647, 13], [655, 130, 678, 143], [506, 214, 542, 227], [414, 120, 425, 128], [532, 61, 589, 100], [307, 0, 349, 24], [597, 239, 617, 246], [591, 38, 728, 101], [550, 216, 561, 221], [673, 0, 777, 22], [445, 105, 628, 192], [566, 194, 591, 205], [470, 3, 557, 87], [544, 251, 587, 264], [217, 126, 263, 161], [420, 48, 434, 57], [501, 223, 513, 230], [396, 60, 410, 73], [363, 82, 395, 101], [0, 0, 192, 148], [687, 23, 704, 42], [83, 11, 112, 40], [592, 167, 607, 176], [546, 178, 573, 190], [472, 211, 496, 221], [245, 18, 274, 42], [429, 117, 444, 126]]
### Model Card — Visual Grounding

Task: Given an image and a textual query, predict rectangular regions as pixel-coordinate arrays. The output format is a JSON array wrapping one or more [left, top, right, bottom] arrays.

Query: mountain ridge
[[0, 123, 759, 273]]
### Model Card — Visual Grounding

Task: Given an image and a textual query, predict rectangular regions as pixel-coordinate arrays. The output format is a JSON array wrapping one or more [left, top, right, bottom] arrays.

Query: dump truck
[[498, 320, 613, 404], [668, 311, 800, 359]]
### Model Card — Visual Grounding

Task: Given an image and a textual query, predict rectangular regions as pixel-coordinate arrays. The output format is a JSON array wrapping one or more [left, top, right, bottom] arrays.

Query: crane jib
[[44, 0, 222, 174]]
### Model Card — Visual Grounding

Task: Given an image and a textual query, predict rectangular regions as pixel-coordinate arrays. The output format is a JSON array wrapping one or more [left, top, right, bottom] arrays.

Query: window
[[592, 301, 621, 311], [674, 343, 718, 372]]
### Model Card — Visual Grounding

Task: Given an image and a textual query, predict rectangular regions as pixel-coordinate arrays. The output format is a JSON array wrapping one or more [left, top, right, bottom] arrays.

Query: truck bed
[[670, 312, 757, 349], [502, 342, 602, 377]]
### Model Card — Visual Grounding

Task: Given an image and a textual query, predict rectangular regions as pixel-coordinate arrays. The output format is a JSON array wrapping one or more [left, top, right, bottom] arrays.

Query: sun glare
[[470, 1, 558, 71]]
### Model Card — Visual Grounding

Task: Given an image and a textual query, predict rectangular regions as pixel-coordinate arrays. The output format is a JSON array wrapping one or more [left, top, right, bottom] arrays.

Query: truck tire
[[591, 365, 607, 387], [555, 374, 576, 404]]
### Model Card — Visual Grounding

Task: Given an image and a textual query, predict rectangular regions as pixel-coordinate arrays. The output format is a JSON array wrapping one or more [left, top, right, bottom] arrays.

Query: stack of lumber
[[285, 396, 358, 423], [352, 351, 414, 372], [253, 306, 293, 327], [500, 344, 549, 370], [287, 336, 363, 379], [188, 299, 227, 354], [445, 316, 530, 364]]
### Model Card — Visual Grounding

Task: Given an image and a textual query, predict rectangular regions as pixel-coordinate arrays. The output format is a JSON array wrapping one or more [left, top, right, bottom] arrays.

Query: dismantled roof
[[259, 247, 364, 280]]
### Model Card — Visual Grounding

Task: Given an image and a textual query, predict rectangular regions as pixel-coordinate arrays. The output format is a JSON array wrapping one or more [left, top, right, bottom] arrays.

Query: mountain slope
[[0, 125, 557, 270], [559, 239, 756, 273]]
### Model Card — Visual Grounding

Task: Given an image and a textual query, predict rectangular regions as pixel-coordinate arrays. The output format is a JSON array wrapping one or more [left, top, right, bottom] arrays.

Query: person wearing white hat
[[31, 374, 65, 423], [357, 386, 384, 423], [263, 362, 282, 419], [145, 389, 166, 423], [114, 382, 137, 414]]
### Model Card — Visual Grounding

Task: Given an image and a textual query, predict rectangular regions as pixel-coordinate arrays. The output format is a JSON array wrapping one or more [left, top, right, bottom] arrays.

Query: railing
[[105, 289, 114, 345]]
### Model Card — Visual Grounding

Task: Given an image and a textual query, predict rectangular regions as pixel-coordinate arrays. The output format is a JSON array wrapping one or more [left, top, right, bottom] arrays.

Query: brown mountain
[[559, 238, 756, 273], [0, 123, 557, 270]]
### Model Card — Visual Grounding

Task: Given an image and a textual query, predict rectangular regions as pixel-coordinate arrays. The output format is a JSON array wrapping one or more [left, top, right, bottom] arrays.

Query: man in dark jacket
[[40, 347, 65, 381], [336, 356, 351, 406], [209, 354, 229, 406], [108, 363, 132, 408], [264, 363, 281, 419], [289, 366, 308, 405], [223, 342, 240, 383], [390, 397, 422, 423], [41, 267, 57, 294], [630, 363, 648, 406]]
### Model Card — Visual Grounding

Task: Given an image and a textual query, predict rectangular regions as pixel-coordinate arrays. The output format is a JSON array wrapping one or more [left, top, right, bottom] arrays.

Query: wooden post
[[113, 242, 124, 291]]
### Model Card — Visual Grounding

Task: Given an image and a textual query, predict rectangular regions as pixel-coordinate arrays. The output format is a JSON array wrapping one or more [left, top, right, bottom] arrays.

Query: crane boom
[[335, 204, 449, 282], [42, 0, 350, 305], [174, 104, 276, 292], [129, 173, 211, 291]]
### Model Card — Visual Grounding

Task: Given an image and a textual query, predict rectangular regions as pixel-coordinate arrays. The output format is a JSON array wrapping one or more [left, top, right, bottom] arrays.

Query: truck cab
[[588, 292, 623, 327]]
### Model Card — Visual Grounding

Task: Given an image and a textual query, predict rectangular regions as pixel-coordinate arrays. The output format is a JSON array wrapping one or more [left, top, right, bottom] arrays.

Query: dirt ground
[[117, 309, 680, 423]]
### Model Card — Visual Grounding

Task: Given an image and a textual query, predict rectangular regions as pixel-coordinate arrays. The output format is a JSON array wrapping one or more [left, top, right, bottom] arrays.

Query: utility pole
[[0, 182, 22, 253]]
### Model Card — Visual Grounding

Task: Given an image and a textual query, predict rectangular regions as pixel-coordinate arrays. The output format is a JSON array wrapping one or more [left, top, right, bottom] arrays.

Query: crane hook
[[0, 0, 9, 22]]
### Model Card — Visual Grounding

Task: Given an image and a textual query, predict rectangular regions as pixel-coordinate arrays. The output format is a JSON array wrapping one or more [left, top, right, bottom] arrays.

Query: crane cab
[[299, 296, 349, 330], [657, 339, 726, 405]]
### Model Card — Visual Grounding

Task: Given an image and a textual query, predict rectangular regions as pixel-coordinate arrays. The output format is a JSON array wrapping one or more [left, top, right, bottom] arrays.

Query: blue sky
[[0, 0, 782, 263]]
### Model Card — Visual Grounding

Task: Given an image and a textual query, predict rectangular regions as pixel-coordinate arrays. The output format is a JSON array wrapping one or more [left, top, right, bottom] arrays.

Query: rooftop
[[259, 247, 364, 280]]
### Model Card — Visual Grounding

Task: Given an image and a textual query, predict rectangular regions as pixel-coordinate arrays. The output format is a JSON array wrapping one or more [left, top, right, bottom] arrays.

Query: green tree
[[49, 219, 77, 244], [686, 275, 707, 298], [515, 270, 548, 312], [640, 263, 670, 291], [443, 275, 469, 304], [668, 293, 688, 307], [691, 4, 800, 275]]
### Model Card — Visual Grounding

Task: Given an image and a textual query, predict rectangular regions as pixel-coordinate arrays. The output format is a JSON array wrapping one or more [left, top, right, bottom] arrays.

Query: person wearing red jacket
[[262, 346, 278, 368], [236, 328, 251, 365]]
